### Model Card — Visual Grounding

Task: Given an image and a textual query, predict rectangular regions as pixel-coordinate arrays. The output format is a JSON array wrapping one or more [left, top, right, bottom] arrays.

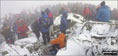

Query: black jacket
[[31, 21, 40, 32]]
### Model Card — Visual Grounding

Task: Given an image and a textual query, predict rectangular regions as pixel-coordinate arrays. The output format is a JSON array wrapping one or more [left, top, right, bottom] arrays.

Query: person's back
[[50, 33, 66, 48], [17, 24, 28, 37], [96, 1, 110, 22], [31, 20, 40, 32], [60, 11, 69, 34], [39, 11, 49, 33]]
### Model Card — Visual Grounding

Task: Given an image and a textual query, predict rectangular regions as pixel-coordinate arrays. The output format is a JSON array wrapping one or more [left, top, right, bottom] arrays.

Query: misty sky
[[1, 1, 118, 18]]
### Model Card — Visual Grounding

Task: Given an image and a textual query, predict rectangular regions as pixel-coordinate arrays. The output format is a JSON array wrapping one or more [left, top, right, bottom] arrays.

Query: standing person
[[60, 11, 69, 34], [31, 19, 40, 41], [96, 1, 111, 22], [113, 9, 118, 20], [17, 19, 29, 39], [45, 8, 54, 37], [83, 4, 92, 20], [1, 25, 14, 44], [12, 21, 19, 40], [39, 11, 50, 45]]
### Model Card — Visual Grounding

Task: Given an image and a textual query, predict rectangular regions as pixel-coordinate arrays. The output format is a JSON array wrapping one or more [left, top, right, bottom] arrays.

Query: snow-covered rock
[[57, 20, 118, 55], [54, 13, 85, 25]]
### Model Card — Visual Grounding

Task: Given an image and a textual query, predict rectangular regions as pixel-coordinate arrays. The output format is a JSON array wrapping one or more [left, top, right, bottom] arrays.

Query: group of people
[[0, 1, 112, 55], [31, 8, 54, 45], [0, 7, 69, 55], [31, 8, 69, 55], [83, 1, 111, 22], [0, 19, 29, 44]]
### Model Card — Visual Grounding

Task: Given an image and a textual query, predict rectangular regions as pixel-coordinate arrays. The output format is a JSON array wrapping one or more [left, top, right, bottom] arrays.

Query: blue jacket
[[96, 5, 110, 22], [39, 13, 50, 33], [60, 11, 68, 32]]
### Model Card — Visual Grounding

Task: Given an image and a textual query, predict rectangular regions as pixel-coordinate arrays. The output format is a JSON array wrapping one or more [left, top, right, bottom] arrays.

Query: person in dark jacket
[[1, 26, 14, 44], [96, 1, 111, 22], [31, 19, 40, 41], [45, 8, 53, 26], [39, 11, 50, 45], [60, 11, 69, 34]]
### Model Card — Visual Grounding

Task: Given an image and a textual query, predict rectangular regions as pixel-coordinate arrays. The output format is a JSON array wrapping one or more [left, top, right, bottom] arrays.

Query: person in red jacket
[[17, 19, 29, 39], [83, 4, 92, 20], [113, 9, 118, 20]]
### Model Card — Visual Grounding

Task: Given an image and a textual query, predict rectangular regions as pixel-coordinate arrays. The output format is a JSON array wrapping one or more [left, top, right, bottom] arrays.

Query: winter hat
[[62, 11, 68, 16], [100, 1, 105, 6]]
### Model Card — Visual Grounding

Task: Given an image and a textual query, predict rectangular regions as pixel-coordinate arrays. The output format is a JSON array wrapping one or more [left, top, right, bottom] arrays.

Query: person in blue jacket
[[39, 11, 50, 45], [45, 8, 54, 37], [60, 11, 69, 34], [96, 1, 111, 22]]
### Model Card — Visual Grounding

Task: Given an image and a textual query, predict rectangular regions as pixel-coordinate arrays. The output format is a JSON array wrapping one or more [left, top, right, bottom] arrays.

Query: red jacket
[[17, 24, 29, 37], [114, 12, 118, 20], [48, 12, 53, 18], [83, 7, 91, 16]]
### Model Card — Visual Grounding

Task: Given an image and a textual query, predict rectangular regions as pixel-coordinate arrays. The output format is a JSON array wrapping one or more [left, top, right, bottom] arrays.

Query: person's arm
[[40, 43, 52, 49], [50, 37, 60, 45]]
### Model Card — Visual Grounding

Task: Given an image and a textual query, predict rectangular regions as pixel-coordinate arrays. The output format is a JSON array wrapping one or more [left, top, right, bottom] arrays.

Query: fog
[[1, 1, 118, 18]]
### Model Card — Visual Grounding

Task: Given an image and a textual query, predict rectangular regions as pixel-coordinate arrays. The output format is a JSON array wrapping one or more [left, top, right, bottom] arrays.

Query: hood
[[45, 8, 50, 14], [62, 11, 67, 17]]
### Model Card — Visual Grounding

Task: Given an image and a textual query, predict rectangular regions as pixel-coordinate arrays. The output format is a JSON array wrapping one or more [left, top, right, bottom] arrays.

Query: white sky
[[1, 1, 118, 18]]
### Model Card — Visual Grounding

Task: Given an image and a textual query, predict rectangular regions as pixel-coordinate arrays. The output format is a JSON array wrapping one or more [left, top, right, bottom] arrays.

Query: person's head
[[17, 19, 24, 26], [100, 1, 105, 6], [62, 11, 68, 17], [45, 8, 50, 14]]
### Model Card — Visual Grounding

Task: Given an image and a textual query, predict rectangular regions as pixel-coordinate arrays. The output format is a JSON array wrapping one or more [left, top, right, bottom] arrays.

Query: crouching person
[[1, 26, 14, 44], [49, 33, 66, 55]]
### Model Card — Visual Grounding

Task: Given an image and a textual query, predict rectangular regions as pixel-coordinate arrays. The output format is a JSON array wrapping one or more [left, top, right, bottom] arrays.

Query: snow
[[56, 19, 118, 55], [54, 13, 85, 26], [91, 24, 110, 35], [57, 40, 86, 55]]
